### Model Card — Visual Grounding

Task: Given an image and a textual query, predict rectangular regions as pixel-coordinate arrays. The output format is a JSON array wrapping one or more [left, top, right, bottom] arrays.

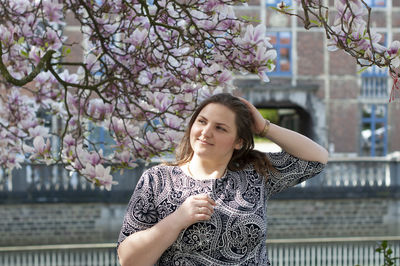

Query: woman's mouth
[[198, 138, 212, 145]]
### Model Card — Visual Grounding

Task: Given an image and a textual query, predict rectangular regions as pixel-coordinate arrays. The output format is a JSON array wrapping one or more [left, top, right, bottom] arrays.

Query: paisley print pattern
[[118, 151, 325, 265]]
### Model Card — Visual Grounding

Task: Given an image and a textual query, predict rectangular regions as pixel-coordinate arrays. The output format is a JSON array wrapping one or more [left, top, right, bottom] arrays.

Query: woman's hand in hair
[[172, 194, 216, 230], [238, 97, 266, 135]]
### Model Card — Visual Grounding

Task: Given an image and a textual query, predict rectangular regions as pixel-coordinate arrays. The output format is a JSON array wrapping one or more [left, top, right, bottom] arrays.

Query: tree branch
[[0, 42, 56, 86]]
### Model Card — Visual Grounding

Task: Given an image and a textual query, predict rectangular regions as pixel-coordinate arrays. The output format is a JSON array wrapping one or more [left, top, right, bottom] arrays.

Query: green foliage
[[375, 241, 400, 266], [258, 108, 279, 124], [20, 50, 29, 58], [309, 19, 322, 27], [240, 15, 261, 23], [17, 37, 25, 45], [356, 241, 400, 266], [357, 66, 370, 74], [270, 6, 295, 13], [62, 46, 71, 56]]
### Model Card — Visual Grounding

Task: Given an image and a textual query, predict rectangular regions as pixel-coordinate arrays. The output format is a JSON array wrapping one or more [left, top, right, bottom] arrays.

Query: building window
[[364, 0, 386, 7], [361, 65, 388, 98], [360, 104, 388, 157], [266, 0, 292, 6], [360, 32, 387, 98], [266, 32, 292, 76]]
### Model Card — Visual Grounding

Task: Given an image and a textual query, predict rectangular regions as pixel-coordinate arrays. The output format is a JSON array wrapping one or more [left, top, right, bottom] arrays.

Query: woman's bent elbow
[[319, 148, 329, 164]]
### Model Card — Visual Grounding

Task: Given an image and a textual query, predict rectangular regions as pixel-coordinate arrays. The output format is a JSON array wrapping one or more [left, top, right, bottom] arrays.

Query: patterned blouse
[[118, 151, 325, 265]]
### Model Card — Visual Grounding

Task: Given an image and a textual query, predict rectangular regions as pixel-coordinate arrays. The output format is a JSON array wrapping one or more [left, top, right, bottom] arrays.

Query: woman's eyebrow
[[198, 115, 231, 129]]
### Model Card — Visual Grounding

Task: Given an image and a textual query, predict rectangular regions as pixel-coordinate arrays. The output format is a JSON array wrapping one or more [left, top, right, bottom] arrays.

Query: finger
[[196, 202, 215, 214], [194, 194, 216, 206], [195, 213, 212, 221], [197, 206, 213, 215], [238, 97, 266, 131]]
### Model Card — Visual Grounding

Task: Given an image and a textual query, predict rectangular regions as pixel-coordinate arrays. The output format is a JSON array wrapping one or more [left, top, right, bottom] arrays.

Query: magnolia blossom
[[81, 163, 117, 191], [32, 136, 51, 155], [387, 41, 400, 68], [2, 0, 396, 191], [28, 126, 49, 138]]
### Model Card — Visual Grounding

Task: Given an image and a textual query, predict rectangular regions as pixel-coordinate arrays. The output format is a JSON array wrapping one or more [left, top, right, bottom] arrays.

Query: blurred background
[[1, 0, 399, 265]]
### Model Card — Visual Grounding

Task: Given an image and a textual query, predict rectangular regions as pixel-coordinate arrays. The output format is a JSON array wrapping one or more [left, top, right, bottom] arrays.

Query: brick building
[[232, 0, 400, 157], [62, 0, 400, 156]]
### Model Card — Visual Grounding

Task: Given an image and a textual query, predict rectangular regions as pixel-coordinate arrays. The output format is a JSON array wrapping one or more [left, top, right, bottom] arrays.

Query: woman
[[117, 93, 328, 265]]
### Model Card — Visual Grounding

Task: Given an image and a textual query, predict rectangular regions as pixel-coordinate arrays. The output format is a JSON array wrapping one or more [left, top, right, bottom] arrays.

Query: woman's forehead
[[198, 103, 236, 123]]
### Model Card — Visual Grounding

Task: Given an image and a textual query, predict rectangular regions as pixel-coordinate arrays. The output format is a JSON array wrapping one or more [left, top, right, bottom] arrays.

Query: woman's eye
[[198, 119, 206, 124], [217, 126, 226, 132]]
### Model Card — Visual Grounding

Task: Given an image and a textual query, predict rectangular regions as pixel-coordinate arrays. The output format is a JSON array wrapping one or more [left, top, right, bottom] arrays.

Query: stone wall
[[1, 197, 398, 247]]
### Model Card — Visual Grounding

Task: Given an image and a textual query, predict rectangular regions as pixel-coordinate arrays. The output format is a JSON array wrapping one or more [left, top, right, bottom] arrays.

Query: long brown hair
[[170, 93, 274, 178]]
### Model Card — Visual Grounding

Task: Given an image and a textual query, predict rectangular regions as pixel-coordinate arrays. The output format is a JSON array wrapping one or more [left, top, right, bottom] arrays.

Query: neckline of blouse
[[175, 165, 229, 182]]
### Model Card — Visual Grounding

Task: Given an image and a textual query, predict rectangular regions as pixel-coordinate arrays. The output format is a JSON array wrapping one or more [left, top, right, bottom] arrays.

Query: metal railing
[[0, 237, 399, 266]]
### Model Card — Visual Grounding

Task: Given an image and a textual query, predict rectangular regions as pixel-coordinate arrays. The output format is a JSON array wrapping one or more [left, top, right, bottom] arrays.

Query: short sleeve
[[117, 167, 160, 247], [265, 151, 326, 197]]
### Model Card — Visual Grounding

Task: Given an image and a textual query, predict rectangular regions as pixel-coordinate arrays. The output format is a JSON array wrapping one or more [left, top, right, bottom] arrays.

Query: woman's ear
[[234, 138, 243, 150]]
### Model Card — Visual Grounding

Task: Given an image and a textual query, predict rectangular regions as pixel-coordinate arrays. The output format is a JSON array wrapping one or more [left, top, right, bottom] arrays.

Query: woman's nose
[[201, 125, 212, 137]]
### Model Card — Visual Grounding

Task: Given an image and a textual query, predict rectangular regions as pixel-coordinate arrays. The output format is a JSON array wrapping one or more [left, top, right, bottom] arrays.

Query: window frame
[[360, 104, 388, 157], [266, 31, 292, 76], [266, 0, 292, 7], [363, 0, 386, 7]]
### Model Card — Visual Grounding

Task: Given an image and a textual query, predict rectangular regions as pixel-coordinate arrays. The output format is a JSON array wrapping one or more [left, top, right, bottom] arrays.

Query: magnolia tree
[[277, 0, 400, 101], [0, 0, 398, 190]]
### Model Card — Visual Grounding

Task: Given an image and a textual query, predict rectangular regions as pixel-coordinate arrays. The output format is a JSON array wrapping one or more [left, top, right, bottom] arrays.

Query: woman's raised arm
[[239, 97, 328, 164]]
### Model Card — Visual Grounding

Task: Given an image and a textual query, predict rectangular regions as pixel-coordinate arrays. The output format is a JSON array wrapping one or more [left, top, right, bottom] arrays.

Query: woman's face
[[190, 103, 242, 163]]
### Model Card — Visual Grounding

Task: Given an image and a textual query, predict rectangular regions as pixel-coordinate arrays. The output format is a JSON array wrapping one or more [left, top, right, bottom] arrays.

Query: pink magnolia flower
[[43, 0, 64, 23], [20, 119, 38, 131], [334, 0, 366, 24], [387, 41, 400, 68], [82, 164, 117, 191], [164, 130, 184, 146], [59, 69, 78, 84], [114, 150, 131, 164], [109, 117, 127, 137], [87, 150, 103, 166], [153, 93, 172, 113], [81, 163, 96, 180], [0, 25, 13, 46], [96, 167, 118, 191], [63, 134, 76, 147], [216, 69, 233, 84], [243, 24, 266, 46], [86, 53, 101, 73], [87, 98, 114, 120], [33, 136, 51, 154], [146, 131, 166, 150], [138, 71, 152, 85], [45, 29, 63, 50], [10, 0, 29, 14], [164, 113, 182, 130], [127, 28, 148, 47], [28, 126, 49, 138]]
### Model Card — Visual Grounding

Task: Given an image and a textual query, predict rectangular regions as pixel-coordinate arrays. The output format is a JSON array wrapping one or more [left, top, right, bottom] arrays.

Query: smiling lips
[[198, 138, 212, 145]]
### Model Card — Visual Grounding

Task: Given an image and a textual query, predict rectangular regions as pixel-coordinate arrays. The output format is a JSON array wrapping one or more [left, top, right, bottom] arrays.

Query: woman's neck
[[186, 156, 228, 180]]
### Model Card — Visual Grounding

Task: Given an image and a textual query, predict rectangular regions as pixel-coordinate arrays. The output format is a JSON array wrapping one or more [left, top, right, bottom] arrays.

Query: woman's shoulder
[[231, 163, 261, 178], [143, 164, 175, 175]]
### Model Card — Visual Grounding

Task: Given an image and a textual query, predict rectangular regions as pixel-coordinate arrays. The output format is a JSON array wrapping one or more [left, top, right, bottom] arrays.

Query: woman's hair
[[170, 93, 274, 178]]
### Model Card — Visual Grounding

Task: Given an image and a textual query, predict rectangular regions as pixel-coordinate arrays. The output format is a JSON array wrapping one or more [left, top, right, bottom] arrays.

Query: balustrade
[[0, 156, 399, 202]]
